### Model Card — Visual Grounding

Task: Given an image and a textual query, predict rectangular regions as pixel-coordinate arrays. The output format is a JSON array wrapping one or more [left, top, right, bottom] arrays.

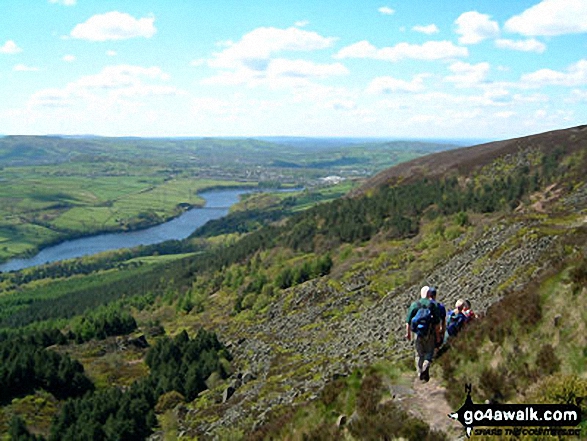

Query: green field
[[0, 172, 252, 262]]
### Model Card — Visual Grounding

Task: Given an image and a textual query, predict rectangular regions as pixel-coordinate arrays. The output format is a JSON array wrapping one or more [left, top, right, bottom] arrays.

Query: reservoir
[[0, 188, 260, 273]]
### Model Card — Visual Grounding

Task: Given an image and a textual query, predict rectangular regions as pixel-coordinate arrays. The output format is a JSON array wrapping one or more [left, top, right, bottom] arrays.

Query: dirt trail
[[391, 374, 465, 440]]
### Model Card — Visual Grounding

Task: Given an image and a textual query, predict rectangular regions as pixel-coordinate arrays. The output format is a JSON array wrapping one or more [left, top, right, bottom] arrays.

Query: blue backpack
[[411, 301, 434, 337], [446, 310, 467, 336]]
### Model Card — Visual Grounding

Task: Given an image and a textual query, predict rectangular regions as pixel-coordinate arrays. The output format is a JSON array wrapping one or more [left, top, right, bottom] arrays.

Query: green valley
[[1, 127, 586, 440], [0, 136, 450, 263]]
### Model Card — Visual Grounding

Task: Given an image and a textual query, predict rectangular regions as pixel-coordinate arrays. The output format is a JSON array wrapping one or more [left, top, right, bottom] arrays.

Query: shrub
[[319, 378, 345, 407], [535, 344, 560, 377], [155, 390, 185, 414], [531, 373, 587, 410], [478, 367, 513, 403], [355, 373, 382, 416], [569, 259, 587, 293]]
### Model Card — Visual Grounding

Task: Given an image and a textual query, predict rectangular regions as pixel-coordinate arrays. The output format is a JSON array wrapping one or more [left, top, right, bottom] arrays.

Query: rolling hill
[[1, 125, 586, 440]]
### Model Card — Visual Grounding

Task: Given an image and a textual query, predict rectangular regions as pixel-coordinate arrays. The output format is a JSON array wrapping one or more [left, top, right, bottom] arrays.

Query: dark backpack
[[446, 311, 466, 337], [410, 301, 435, 337]]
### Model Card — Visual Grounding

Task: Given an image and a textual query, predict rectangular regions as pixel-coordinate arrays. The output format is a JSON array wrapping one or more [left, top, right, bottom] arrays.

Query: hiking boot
[[420, 360, 430, 382]]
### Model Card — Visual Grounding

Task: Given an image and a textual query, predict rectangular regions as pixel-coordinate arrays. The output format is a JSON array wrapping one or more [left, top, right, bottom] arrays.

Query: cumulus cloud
[[208, 26, 336, 70], [203, 59, 348, 87], [14, 64, 39, 72], [367, 75, 427, 94], [203, 27, 344, 88], [334, 40, 468, 62], [521, 59, 587, 87], [412, 24, 439, 35], [192, 97, 235, 116], [1, 40, 22, 54], [29, 65, 181, 109], [455, 11, 499, 44], [70, 11, 156, 41], [29, 88, 75, 108], [495, 38, 546, 53], [268, 59, 348, 78], [568, 89, 587, 102], [378, 6, 395, 15], [505, 0, 587, 36], [495, 111, 516, 118], [49, 0, 76, 5], [74, 65, 171, 89], [327, 99, 356, 110], [445, 61, 490, 86]]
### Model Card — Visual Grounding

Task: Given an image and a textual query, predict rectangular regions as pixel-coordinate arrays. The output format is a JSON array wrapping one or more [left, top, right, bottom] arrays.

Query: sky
[[1, 0, 586, 140]]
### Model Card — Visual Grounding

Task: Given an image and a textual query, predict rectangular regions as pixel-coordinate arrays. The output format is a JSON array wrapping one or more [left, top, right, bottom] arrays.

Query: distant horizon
[[0, 132, 495, 146]]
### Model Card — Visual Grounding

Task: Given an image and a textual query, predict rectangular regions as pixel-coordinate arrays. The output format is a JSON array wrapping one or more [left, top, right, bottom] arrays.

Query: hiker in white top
[[405, 286, 441, 382]]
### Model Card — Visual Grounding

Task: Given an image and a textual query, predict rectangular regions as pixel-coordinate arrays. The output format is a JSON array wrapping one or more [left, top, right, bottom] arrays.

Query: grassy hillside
[[1, 126, 586, 440]]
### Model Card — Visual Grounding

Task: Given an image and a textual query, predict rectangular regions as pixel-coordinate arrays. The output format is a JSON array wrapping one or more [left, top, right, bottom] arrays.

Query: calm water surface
[[0, 188, 255, 272]]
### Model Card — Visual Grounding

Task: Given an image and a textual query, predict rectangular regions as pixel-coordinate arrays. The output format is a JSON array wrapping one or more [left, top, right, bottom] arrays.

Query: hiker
[[444, 299, 467, 342], [462, 299, 477, 323], [428, 286, 446, 348], [405, 286, 442, 382]]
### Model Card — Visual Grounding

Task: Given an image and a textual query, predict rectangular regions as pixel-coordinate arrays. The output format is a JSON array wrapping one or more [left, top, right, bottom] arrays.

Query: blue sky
[[1, 0, 586, 139]]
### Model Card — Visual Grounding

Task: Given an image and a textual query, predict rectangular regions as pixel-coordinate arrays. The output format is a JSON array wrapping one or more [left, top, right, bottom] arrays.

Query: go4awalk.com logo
[[448, 384, 583, 438]]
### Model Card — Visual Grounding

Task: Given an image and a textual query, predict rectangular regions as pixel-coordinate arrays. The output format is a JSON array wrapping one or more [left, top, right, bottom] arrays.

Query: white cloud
[[495, 111, 516, 118], [203, 26, 344, 89], [192, 97, 235, 116], [70, 11, 156, 41], [367, 75, 427, 94], [75, 65, 170, 89], [334, 41, 377, 59], [63, 54, 76, 62], [267, 59, 348, 78], [29, 88, 76, 108], [203, 58, 348, 87], [505, 0, 587, 36], [454, 11, 499, 45], [411, 89, 510, 108], [412, 24, 439, 35], [106, 50, 117, 57], [521, 59, 587, 87], [295, 20, 309, 27], [378, 6, 395, 15], [1, 40, 22, 54], [567, 89, 587, 102], [49, 0, 76, 5], [495, 38, 546, 53], [334, 40, 468, 62], [14, 64, 39, 72], [445, 61, 490, 86], [327, 99, 356, 111], [29, 65, 182, 110], [290, 83, 357, 106], [209, 27, 336, 70], [512, 93, 549, 103]]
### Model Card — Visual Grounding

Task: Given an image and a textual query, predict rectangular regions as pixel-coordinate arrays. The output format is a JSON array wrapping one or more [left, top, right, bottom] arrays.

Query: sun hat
[[420, 286, 430, 298]]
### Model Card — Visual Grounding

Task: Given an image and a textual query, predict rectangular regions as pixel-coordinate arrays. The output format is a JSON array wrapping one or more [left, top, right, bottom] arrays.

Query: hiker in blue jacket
[[444, 298, 467, 343], [405, 286, 442, 382]]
